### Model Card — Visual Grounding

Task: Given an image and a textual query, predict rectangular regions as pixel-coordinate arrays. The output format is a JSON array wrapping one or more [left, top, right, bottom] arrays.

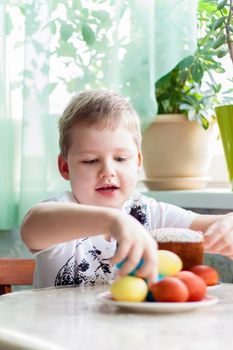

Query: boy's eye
[[82, 159, 98, 164], [115, 157, 127, 162]]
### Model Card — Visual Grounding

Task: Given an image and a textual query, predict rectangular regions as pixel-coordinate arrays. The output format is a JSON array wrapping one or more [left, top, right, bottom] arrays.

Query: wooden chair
[[0, 258, 35, 295]]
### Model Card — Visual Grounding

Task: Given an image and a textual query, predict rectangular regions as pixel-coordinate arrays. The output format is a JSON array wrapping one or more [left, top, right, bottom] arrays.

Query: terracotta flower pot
[[141, 114, 216, 190]]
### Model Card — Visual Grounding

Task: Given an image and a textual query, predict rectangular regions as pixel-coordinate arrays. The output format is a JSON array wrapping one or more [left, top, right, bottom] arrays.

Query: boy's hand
[[204, 213, 233, 259], [109, 212, 158, 285]]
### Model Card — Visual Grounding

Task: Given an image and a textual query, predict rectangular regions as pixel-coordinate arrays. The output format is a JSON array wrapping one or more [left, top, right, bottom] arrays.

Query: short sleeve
[[149, 200, 199, 229]]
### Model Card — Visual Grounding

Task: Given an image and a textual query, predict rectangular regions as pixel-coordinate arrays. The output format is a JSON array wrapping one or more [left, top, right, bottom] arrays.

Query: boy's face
[[58, 122, 142, 209]]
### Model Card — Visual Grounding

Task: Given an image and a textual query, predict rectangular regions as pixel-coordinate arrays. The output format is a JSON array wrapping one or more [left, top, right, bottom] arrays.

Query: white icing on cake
[[151, 228, 203, 243]]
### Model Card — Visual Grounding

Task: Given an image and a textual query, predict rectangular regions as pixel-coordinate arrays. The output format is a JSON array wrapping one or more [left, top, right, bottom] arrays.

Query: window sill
[[142, 188, 233, 210]]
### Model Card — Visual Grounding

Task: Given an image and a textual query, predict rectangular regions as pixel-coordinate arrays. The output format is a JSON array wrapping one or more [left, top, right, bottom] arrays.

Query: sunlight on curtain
[[0, 0, 197, 229], [155, 0, 197, 81]]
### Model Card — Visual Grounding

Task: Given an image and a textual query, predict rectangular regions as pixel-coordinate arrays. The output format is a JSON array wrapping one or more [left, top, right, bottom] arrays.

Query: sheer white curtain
[[0, 0, 197, 229]]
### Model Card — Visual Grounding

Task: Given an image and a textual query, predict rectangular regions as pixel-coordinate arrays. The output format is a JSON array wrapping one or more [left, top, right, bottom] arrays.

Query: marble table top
[[0, 283, 233, 350]]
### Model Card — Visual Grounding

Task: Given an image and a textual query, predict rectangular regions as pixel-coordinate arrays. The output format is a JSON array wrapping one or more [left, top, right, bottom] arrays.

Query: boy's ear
[[137, 151, 143, 168], [58, 154, 70, 180]]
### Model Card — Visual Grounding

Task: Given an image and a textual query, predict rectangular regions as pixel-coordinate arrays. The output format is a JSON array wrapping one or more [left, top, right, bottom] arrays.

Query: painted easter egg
[[158, 250, 183, 276], [116, 258, 144, 276], [110, 276, 148, 302]]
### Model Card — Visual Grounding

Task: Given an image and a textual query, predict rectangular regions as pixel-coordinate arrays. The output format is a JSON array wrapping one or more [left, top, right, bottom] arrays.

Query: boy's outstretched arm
[[21, 202, 157, 283], [190, 213, 233, 259]]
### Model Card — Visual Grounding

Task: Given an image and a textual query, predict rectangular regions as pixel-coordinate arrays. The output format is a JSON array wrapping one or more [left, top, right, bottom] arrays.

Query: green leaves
[[216, 49, 228, 57], [155, 0, 233, 129], [92, 10, 110, 26], [212, 16, 227, 30], [156, 0, 232, 128], [60, 22, 73, 41], [177, 56, 194, 69], [44, 83, 57, 95], [213, 83, 222, 93], [67, 78, 81, 93], [212, 34, 226, 49], [57, 39, 76, 58], [217, 0, 228, 10], [199, 116, 209, 130], [81, 23, 96, 46], [191, 62, 204, 83], [199, 0, 232, 64]]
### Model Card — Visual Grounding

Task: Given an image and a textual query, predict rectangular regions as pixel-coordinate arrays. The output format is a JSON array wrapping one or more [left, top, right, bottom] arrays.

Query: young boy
[[21, 89, 233, 289]]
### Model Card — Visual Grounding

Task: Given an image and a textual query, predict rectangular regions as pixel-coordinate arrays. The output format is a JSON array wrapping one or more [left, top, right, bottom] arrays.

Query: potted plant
[[142, 0, 233, 190]]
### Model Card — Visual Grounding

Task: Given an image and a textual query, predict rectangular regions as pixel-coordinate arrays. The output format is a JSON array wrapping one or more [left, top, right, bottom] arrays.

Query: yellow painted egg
[[158, 250, 183, 276], [110, 276, 148, 302]]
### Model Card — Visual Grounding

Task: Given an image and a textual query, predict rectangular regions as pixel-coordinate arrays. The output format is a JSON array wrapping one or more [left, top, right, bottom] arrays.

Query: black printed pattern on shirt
[[54, 241, 112, 287], [128, 195, 149, 230], [129, 204, 148, 226], [88, 247, 112, 274]]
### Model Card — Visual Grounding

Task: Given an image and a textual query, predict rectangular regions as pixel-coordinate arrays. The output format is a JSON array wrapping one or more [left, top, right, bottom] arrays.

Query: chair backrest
[[0, 258, 35, 295]]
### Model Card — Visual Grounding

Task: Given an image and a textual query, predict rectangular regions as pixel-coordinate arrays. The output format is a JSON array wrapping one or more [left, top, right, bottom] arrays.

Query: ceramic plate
[[207, 282, 222, 291], [96, 291, 218, 313]]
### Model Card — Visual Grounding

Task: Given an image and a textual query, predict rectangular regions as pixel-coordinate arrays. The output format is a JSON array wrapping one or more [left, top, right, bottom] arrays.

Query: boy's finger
[[135, 249, 157, 278], [117, 245, 142, 276], [147, 271, 158, 288], [204, 231, 222, 247], [110, 241, 131, 266], [205, 228, 233, 250], [135, 260, 156, 279], [204, 237, 228, 252]]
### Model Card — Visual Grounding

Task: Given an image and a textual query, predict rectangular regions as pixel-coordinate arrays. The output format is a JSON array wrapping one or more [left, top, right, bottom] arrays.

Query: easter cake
[[151, 228, 204, 270]]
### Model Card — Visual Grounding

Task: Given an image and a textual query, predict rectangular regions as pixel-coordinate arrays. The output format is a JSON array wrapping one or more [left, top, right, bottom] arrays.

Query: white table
[[0, 283, 233, 350]]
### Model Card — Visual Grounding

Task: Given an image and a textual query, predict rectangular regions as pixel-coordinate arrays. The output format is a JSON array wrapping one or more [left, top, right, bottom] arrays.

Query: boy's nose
[[99, 163, 116, 178]]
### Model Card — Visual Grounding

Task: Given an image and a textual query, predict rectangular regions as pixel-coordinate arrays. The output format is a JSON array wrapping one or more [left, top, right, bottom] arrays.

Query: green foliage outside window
[[155, 0, 233, 129]]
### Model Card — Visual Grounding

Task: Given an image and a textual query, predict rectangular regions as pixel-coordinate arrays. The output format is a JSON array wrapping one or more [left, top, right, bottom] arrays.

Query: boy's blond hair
[[58, 89, 141, 158]]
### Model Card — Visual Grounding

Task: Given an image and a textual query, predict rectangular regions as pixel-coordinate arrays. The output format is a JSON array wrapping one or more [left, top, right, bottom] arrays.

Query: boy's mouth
[[96, 184, 119, 195]]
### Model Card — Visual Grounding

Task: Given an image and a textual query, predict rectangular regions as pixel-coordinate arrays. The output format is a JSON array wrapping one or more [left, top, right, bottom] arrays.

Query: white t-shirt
[[33, 191, 198, 288]]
